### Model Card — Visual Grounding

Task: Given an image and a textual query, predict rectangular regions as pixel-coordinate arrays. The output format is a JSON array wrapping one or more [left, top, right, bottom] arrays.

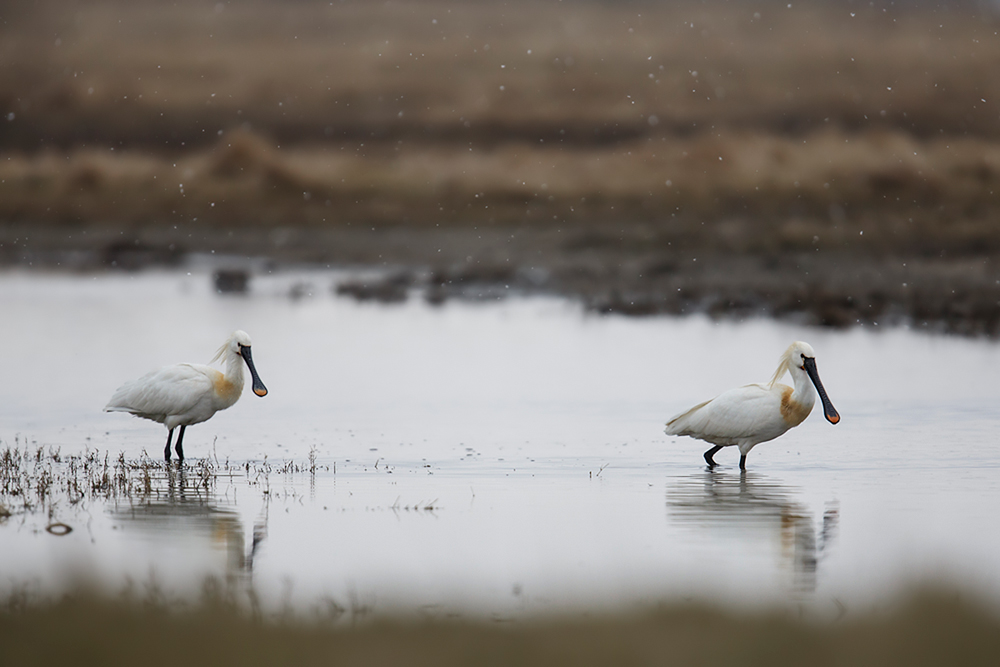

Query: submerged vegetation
[[0, 441, 326, 525]]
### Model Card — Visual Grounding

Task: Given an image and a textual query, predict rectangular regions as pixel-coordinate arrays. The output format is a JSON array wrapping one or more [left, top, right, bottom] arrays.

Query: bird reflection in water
[[667, 470, 838, 596], [110, 464, 268, 592]]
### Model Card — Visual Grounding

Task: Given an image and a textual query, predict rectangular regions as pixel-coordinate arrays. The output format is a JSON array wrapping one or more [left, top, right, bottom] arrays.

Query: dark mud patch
[[213, 269, 251, 294], [335, 272, 414, 304]]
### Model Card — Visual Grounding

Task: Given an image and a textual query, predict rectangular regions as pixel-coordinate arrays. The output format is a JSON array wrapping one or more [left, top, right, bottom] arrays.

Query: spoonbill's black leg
[[704, 445, 723, 467], [175, 425, 186, 461], [739, 454, 747, 470], [164, 428, 174, 462]]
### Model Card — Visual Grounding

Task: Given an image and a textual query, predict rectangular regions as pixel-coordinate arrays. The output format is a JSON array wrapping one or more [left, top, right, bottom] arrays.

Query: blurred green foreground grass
[[1, 589, 998, 667]]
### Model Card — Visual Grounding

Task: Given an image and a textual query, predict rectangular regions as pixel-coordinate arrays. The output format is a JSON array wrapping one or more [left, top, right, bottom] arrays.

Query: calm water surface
[[2, 267, 999, 617]]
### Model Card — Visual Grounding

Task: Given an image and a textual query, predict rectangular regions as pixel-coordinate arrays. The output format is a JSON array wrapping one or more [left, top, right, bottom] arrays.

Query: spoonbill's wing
[[666, 384, 781, 445], [105, 364, 212, 418]]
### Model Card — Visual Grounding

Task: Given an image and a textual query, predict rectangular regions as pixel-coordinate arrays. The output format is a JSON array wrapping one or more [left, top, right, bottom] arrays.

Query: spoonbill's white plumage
[[664, 341, 839, 470], [105, 330, 268, 461]]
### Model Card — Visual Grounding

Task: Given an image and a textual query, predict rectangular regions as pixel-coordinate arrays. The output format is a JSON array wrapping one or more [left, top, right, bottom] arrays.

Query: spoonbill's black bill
[[240, 344, 268, 397], [803, 355, 839, 424]]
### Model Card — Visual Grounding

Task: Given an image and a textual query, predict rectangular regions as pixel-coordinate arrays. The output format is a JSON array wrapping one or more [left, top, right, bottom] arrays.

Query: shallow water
[[2, 266, 1000, 618]]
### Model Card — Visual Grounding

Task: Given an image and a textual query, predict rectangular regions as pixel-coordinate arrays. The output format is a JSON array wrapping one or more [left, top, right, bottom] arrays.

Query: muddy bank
[[5, 221, 999, 337]]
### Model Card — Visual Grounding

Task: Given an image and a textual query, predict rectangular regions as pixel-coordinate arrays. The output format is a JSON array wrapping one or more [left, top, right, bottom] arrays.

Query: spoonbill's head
[[218, 330, 268, 397], [787, 341, 817, 366], [786, 341, 839, 425], [231, 329, 253, 351]]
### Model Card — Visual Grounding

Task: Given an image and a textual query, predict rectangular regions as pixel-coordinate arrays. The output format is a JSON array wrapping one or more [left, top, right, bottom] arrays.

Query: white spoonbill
[[105, 331, 268, 461], [664, 341, 839, 470]]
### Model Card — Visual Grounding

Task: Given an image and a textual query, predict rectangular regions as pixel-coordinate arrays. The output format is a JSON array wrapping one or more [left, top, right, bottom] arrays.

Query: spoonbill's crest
[[105, 330, 268, 461], [664, 341, 839, 470]]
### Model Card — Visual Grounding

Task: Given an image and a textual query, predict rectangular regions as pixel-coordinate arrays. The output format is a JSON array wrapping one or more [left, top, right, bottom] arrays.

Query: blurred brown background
[[3, 0, 1000, 331]]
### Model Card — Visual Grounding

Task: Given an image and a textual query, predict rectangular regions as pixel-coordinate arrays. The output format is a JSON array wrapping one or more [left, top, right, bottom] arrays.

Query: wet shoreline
[[4, 222, 999, 336]]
